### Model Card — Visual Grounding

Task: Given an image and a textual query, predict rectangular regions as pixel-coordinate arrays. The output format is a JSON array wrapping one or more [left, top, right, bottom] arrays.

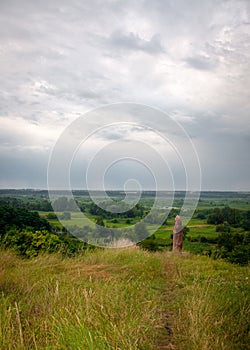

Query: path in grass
[[158, 253, 250, 350], [156, 254, 178, 349], [0, 249, 248, 349]]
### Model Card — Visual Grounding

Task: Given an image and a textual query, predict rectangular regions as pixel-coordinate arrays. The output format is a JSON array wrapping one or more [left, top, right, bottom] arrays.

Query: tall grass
[[0, 249, 249, 349], [0, 248, 167, 349], [169, 255, 250, 350]]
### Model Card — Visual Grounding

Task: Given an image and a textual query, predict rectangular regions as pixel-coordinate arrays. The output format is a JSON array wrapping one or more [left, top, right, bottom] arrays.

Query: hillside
[[0, 248, 249, 349]]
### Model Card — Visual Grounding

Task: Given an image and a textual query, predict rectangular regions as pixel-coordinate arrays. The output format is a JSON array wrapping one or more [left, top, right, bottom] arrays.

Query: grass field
[[40, 212, 96, 229], [168, 254, 250, 349], [197, 199, 250, 210], [186, 225, 217, 239], [0, 248, 249, 349]]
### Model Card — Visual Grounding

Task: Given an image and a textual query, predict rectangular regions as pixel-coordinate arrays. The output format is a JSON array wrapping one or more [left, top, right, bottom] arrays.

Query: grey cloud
[[36, 80, 100, 101], [0, 148, 49, 188], [0, 0, 249, 190], [96, 125, 151, 141], [184, 55, 218, 70], [109, 30, 165, 54], [194, 133, 250, 191]]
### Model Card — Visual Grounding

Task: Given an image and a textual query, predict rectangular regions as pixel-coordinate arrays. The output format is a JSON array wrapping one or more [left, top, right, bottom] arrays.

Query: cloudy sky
[[0, 0, 250, 191]]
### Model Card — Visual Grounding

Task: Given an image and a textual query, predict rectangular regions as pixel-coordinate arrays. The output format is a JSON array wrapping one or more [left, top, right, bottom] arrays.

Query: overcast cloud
[[0, 0, 249, 190]]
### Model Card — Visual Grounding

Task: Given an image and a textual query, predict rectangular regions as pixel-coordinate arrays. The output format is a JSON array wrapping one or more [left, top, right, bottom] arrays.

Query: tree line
[[0, 205, 88, 258]]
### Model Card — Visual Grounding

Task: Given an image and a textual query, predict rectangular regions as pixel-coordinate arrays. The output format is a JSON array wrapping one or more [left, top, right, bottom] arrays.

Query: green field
[[186, 225, 217, 239], [197, 198, 250, 210]]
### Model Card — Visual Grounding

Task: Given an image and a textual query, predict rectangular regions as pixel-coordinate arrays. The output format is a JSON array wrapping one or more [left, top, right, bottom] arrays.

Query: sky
[[0, 0, 250, 191]]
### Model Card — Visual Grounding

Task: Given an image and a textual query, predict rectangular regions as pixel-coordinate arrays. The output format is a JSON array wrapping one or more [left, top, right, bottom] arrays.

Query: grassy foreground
[[0, 248, 249, 350]]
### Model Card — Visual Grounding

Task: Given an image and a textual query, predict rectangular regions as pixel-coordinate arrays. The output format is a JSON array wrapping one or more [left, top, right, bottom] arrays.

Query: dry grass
[[168, 255, 250, 350], [0, 249, 249, 349], [0, 249, 168, 349]]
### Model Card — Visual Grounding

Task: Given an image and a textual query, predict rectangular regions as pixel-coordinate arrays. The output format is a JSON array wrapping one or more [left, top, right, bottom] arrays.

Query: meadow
[[0, 248, 249, 349]]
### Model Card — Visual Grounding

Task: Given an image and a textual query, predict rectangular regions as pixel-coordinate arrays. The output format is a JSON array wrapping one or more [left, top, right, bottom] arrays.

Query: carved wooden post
[[173, 215, 184, 252]]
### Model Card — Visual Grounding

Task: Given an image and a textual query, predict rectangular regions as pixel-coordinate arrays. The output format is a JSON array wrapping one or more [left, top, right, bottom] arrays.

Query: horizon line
[[0, 188, 249, 193]]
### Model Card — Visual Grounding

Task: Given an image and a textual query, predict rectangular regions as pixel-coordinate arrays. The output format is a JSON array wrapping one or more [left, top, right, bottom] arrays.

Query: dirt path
[[156, 254, 181, 349]]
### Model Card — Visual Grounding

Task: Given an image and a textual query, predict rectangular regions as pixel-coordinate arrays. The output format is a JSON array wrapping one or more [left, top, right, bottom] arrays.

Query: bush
[[216, 222, 231, 232], [227, 246, 250, 265], [2, 229, 61, 258], [213, 231, 250, 265], [47, 212, 57, 219], [138, 239, 160, 251], [61, 212, 71, 220], [0, 205, 51, 235], [135, 222, 149, 242], [2, 228, 87, 258], [199, 236, 208, 243]]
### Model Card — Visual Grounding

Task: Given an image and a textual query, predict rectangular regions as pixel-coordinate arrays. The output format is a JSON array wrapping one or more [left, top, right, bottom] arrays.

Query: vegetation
[[0, 190, 249, 348], [168, 254, 250, 349], [0, 205, 51, 234], [0, 248, 249, 349], [0, 205, 88, 258], [0, 249, 167, 349], [0, 191, 249, 263]]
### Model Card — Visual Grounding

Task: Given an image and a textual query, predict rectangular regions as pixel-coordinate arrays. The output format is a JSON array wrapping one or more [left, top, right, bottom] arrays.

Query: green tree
[[47, 212, 57, 219], [135, 222, 149, 242], [53, 197, 68, 211], [0, 205, 51, 236], [61, 212, 71, 220]]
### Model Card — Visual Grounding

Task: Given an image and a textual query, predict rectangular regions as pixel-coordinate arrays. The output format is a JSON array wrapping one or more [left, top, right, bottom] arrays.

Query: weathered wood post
[[173, 215, 184, 252]]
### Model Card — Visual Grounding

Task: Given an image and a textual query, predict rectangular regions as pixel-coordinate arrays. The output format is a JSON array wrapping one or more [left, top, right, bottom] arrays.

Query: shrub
[[61, 212, 71, 220], [227, 246, 250, 265], [47, 212, 57, 219], [216, 222, 231, 232]]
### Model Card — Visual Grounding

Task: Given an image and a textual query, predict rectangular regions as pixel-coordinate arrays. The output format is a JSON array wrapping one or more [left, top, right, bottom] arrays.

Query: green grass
[[0, 248, 167, 349], [168, 254, 250, 349], [154, 222, 216, 241], [39, 211, 96, 229], [104, 218, 138, 228], [196, 199, 250, 210], [183, 241, 214, 255], [0, 248, 249, 349], [187, 225, 217, 239], [186, 218, 207, 225]]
